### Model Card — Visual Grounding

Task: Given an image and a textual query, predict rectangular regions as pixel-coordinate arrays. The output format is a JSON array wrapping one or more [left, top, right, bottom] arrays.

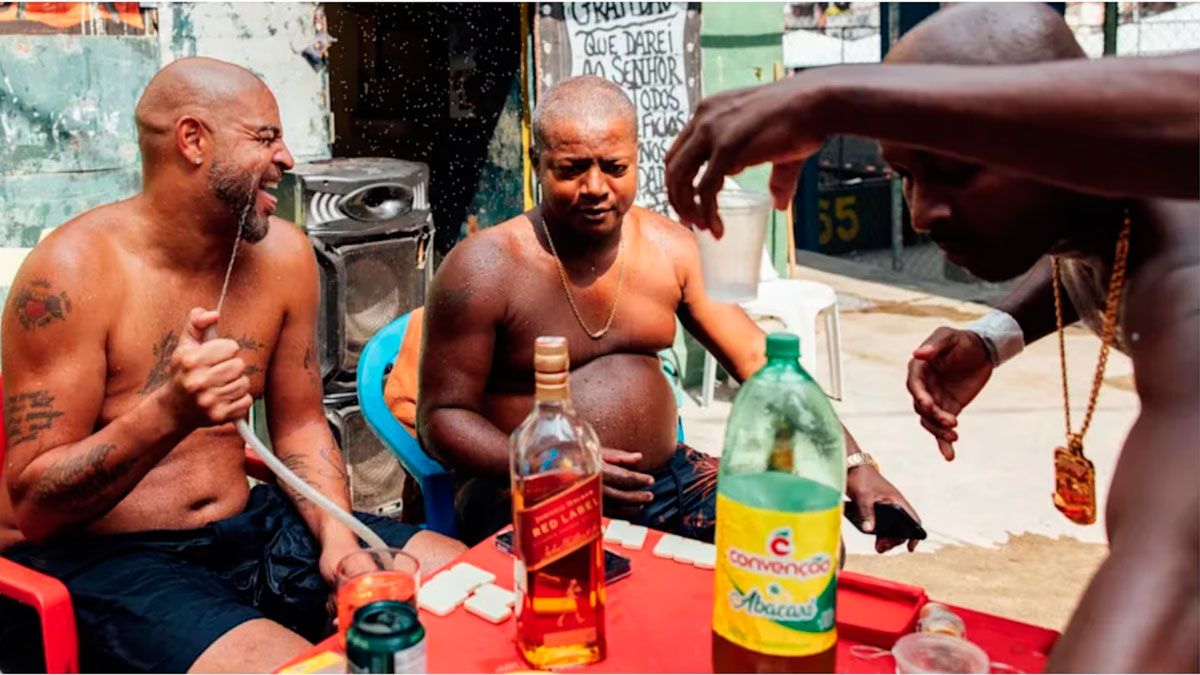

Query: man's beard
[[208, 157, 269, 243]]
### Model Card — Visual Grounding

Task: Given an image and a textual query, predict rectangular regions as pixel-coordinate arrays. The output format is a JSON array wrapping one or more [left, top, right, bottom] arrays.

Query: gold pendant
[[1053, 443, 1097, 525]]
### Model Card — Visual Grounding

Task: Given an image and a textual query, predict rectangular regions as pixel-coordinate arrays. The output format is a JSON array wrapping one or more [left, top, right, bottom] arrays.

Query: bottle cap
[[765, 332, 801, 361], [533, 336, 570, 401]]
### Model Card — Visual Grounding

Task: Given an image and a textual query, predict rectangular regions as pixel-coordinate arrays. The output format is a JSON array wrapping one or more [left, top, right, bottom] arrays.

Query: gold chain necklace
[[540, 218, 627, 340], [1050, 208, 1131, 525]]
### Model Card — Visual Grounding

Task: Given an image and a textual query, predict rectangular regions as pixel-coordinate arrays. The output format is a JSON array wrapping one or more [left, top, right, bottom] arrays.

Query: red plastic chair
[[0, 373, 273, 672]]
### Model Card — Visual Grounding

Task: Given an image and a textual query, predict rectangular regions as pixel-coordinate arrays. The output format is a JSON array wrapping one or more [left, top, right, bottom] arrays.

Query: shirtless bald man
[[0, 58, 463, 673]]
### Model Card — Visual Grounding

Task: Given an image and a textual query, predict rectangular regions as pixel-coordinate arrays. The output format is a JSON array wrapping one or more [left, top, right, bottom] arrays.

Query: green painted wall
[[0, 35, 159, 245], [701, 2, 786, 274]]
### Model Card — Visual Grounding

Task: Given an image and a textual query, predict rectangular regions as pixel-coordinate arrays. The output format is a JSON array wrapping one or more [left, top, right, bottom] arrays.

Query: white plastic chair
[[702, 251, 843, 405]]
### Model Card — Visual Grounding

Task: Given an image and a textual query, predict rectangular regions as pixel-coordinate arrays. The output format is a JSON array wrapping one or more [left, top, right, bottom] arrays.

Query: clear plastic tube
[[236, 419, 386, 549], [203, 324, 386, 549]]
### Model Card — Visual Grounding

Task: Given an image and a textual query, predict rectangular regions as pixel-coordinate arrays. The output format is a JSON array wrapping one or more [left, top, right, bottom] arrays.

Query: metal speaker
[[277, 157, 434, 383], [279, 157, 430, 239], [324, 393, 407, 518], [314, 231, 431, 382]]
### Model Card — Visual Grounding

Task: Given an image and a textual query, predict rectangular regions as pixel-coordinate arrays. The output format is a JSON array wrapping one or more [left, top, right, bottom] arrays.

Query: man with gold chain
[[417, 75, 920, 550], [666, 4, 1197, 672]]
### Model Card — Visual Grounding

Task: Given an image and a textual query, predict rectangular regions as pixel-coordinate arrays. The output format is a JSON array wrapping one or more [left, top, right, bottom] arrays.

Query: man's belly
[[90, 426, 252, 536], [485, 353, 680, 471]]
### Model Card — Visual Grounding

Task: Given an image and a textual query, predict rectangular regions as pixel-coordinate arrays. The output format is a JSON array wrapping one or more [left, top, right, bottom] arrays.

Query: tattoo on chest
[[229, 334, 264, 351], [4, 389, 65, 446], [139, 331, 179, 394], [13, 279, 71, 331], [228, 334, 263, 378], [33, 443, 138, 510]]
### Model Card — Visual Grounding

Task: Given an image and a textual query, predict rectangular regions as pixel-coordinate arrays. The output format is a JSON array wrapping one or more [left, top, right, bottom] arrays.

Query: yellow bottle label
[[713, 493, 840, 657]]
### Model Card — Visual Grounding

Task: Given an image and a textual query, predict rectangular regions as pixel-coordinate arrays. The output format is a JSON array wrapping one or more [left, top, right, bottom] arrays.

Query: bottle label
[[515, 474, 601, 571], [713, 493, 840, 657]]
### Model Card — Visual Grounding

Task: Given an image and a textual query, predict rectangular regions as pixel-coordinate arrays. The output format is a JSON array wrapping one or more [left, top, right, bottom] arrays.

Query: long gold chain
[[1052, 209, 1132, 448], [540, 218, 627, 340]]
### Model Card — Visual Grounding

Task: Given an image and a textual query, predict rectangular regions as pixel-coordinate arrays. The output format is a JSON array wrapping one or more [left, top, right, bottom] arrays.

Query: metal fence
[[1067, 2, 1200, 57]]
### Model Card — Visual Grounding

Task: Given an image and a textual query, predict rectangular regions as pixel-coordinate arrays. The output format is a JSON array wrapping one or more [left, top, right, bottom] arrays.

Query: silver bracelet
[[964, 309, 1024, 367]]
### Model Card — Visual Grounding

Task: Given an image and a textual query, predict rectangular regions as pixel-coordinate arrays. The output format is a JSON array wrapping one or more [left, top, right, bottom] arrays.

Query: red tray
[[837, 570, 928, 646]]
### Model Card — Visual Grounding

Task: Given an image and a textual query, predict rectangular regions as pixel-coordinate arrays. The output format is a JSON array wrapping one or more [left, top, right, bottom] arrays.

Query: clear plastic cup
[[335, 548, 419, 646], [694, 187, 773, 303], [892, 633, 990, 674]]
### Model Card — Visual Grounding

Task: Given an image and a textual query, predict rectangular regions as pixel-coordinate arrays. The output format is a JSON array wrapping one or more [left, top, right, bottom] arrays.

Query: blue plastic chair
[[357, 311, 459, 538]]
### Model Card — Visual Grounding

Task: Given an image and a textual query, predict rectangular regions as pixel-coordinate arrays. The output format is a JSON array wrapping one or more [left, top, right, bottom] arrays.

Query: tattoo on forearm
[[4, 389, 65, 446], [319, 446, 350, 489], [140, 331, 179, 394], [33, 443, 138, 511], [14, 279, 72, 331], [280, 448, 350, 507], [280, 453, 315, 504]]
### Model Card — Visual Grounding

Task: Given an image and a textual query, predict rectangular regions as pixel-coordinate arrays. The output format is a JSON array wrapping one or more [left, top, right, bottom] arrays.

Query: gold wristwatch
[[846, 452, 879, 473]]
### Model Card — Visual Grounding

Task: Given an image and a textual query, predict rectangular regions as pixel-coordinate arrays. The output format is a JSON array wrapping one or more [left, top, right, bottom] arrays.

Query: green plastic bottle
[[712, 332, 846, 673]]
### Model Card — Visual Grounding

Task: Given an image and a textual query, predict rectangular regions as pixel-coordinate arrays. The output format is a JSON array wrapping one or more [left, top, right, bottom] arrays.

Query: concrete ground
[[680, 259, 1136, 631]]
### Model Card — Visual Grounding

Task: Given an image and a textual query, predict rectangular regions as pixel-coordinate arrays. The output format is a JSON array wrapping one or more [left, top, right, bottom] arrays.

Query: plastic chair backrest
[[357, 312, 458, 537]]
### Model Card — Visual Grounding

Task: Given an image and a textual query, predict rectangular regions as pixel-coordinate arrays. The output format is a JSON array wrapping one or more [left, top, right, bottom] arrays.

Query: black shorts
[[0, 484, 419, 673]]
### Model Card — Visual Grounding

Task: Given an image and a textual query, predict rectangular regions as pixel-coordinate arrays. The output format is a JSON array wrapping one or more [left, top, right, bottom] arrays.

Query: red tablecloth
[[281, 530, 1058, 673]]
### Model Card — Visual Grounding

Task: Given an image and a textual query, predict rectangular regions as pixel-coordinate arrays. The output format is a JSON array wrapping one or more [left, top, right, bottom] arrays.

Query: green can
[[346, 600, 427, 674]]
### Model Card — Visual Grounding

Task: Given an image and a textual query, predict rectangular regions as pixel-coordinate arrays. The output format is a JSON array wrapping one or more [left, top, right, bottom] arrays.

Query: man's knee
[[402, 530, 467, 574], [189, 618, 311, 674]]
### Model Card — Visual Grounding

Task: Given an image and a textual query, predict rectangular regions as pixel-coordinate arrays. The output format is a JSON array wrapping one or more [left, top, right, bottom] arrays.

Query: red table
[[281, 529, 1058, 673]]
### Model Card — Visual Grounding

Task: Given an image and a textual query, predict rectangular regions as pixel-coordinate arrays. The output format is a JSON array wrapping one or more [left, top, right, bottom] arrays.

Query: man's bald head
[[135, 57, 273, 163], [532, 75, 637, 160], [886, 3, 1085, 66]]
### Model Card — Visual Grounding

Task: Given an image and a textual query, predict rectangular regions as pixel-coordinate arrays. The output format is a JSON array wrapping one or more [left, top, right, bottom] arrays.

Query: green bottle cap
[[765, 332, 801, 361]]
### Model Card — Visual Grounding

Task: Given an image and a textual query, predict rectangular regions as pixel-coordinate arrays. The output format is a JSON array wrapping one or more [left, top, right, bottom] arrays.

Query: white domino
[[473, 583, 516, 608], [465, 593, 513, 623], [419, 584, 467, 616], [691, 543, 717, 570], [617, 525, 648, 550], [674, 539, 709, 565], [603, 519, 631, 543], [653, 534, 683, 559], [447, 563, 495, 593]]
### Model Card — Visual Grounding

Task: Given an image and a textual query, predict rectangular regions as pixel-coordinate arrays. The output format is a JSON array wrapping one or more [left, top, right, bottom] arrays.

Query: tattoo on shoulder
[[13, 279, 72, 331], [4, 389, 65, 447], [33, 443, 138, 511], [139, 331, 179, 394]]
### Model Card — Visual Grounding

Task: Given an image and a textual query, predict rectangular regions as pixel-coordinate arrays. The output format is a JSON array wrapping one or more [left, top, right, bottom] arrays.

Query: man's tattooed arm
[[4, 384, 192, 542], [32, 444, 139, 512], [275, 441, 353, 540]]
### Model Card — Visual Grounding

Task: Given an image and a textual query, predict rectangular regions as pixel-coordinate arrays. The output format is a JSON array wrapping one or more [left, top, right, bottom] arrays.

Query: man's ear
[[176, 115, 208, 167]]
